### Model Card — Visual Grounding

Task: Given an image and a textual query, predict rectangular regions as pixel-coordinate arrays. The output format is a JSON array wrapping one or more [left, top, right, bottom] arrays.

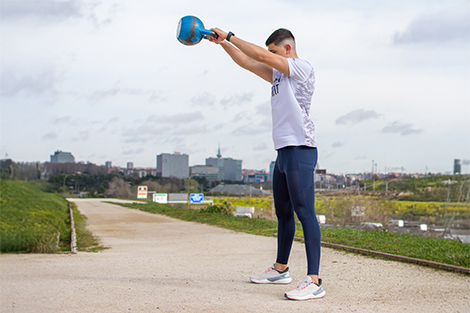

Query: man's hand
[[207, 28, 227, 44]]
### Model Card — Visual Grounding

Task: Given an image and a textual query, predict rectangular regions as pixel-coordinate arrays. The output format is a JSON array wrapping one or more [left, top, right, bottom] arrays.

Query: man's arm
[[227, 35, 289, 77], [219, 41, 273, 83], [209, 28, 290, 81]]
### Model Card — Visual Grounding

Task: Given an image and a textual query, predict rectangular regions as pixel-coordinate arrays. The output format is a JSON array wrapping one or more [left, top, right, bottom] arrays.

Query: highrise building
[[190, 165, 219, 181], [454, 159, 461, 175], [157, 152, 189, 179], [269, 161, 275, 181], [50, 150, 75, 163], [205, 147, 242, 181]]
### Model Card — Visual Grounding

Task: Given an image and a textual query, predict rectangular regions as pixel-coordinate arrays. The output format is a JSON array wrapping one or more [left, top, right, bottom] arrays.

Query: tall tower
[[454, 159, 461, 175], [217, 143, 222, 159]]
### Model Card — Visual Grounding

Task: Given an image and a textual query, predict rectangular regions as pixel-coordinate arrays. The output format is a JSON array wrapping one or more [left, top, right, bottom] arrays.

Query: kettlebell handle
[[200, 28, 219, 39]]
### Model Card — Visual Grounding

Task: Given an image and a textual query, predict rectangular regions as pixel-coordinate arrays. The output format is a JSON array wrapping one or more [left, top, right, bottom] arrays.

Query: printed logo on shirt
[[272, 75, 281, 97]]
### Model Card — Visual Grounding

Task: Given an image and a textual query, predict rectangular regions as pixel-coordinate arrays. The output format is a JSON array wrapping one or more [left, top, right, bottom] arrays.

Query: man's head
[[265, 28, 297, 58]]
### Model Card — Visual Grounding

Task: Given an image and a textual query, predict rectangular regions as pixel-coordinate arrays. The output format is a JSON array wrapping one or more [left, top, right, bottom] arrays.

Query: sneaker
[[250, 265, 292, 284], [284, 276, 326, 300]]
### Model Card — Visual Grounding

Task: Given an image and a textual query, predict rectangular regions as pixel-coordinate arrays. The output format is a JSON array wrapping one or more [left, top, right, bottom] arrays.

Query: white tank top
[[271, 58, 316, 150]]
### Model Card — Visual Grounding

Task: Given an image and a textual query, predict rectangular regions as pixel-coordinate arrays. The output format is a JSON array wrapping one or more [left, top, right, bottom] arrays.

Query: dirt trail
[[1, 199, 469, 312]]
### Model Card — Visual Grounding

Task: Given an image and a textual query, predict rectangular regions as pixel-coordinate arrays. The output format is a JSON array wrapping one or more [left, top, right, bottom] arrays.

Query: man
[[208, 28, 325, 301]]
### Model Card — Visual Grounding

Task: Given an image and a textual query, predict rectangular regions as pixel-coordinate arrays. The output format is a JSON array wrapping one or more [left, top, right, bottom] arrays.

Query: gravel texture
[[1, 199, 469, 312]]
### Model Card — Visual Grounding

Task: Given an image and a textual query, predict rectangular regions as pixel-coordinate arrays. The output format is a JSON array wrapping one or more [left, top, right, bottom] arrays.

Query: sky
[[1, 0, 469, 175]]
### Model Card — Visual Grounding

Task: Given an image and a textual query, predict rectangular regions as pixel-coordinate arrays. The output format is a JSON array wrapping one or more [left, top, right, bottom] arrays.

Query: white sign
[[190, 193, 204, 204], [317, 215, 326, 224], [153, 193, 168, 204], [137, 186, 148, 199]]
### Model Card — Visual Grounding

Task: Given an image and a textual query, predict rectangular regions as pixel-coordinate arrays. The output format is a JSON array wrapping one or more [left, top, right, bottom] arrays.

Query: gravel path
[[1, 199, 469, 312]]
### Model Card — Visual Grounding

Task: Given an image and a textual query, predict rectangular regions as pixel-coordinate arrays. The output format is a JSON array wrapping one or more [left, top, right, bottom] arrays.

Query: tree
[[184, 178, 199, 194], [141, 180, 163, 193], [107, 177, 133, 199]]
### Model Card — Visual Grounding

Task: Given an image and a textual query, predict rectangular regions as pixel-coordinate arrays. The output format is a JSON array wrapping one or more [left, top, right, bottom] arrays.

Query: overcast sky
[[1, 0, 469, 174]]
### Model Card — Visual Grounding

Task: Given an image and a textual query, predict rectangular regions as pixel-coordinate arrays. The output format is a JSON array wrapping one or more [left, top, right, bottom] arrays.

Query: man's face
[[267, 43, 289, 57]]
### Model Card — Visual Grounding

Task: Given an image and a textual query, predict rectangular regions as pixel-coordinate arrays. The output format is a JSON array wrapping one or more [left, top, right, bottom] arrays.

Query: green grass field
[[120, 201, 470, 269], [0, 180, 70, 253], [0, 180, 103, 253]]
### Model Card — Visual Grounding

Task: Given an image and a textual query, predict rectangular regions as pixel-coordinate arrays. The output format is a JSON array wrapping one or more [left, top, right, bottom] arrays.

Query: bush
[[201, 200, 234, 215]]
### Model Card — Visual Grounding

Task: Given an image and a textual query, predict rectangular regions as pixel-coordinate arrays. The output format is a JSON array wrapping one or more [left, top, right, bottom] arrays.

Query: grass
[[0, 180, 69, 253], [119, 201, 470, 269], [315, 195, 470, 217], [0, 179, 106, 253], [71, 202, 107, 252], [320, 228, 469, 267]]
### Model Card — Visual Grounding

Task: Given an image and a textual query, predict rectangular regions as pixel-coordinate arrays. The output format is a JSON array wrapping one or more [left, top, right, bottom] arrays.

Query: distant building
[[105, 161, 112, 168], [210, 184, 271, 196], [50, 150, 75, 163], [205, 146, 242, 181], [157, 152, 189, 179], [190, 165, 219, 181], [454, 159, 461, 175], [206, 157, 242, 181], [269, 161, 275, 181], [242, 169, 268, 184], [117, 167, 157, 178], [127, 162, 134, 169]]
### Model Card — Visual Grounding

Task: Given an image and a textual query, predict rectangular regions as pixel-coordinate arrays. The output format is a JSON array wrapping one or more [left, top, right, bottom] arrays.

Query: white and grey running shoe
[[284, 276, 326, 301], [250, 265, 292, 284]]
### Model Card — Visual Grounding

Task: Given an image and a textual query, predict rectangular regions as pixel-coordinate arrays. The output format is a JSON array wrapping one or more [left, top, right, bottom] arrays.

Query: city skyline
[[44, 148, 464, 176], [1, 0, 469, 174]]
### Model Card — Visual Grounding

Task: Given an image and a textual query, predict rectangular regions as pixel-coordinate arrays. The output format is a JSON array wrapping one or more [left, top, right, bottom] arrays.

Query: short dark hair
[[265, 28, 295, 46]]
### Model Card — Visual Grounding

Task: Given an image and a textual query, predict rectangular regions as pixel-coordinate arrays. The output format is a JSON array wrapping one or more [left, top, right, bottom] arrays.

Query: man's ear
[[285, 44, 292, 56]]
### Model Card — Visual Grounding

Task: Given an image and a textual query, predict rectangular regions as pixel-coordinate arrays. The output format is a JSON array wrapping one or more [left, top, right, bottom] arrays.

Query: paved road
[[1, 199, 469, 312]]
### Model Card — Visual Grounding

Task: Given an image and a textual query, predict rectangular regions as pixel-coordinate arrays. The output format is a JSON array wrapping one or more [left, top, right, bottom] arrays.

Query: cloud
[[122, 148, 144, 155], [151, 112, 204, 124], [232, 112, 248, 123], [75, 131, 89, 141], [51, 116, 72, 125], [42, 132, 58, 140], [232, 124, 270, 136], [0, 68, 57, 97], [393, 11, 470, 45], [354, 155, 367, 160], [0, 0, 116, 27], [462, 160, 470, 165], [220, 92, 253, 107], [332, 141, 343, 148], [335, 109, 379, 125], [255, 101, 270, 115], [191, 92, 215, 107], [121, 125, 170, 143], [148, 91, 166, 103], [173, 125, 209, 135], [0, 0, 83, 20], [88, 88, 142, 102], [381, 121, 422, 136], [253, 143, 268, 151]]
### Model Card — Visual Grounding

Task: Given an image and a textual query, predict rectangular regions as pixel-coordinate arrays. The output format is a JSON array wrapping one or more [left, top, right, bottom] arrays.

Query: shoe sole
[[285, 289, 326, 301], [250, 277, 292, 284]]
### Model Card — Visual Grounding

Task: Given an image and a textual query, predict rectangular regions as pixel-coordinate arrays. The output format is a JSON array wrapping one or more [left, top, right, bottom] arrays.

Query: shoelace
[[295, 279, 311, 291]]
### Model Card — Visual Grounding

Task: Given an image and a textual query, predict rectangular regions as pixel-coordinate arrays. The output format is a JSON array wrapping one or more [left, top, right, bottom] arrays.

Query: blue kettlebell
[[176, 15, 218, 46]]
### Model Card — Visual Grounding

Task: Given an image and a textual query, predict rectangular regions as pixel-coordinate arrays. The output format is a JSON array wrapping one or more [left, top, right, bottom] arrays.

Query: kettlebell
[[176, 15, 218, 46]]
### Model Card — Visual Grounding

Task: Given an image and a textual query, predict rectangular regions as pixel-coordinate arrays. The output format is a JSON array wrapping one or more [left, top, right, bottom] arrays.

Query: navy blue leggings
[[273, 146, 320, 275]]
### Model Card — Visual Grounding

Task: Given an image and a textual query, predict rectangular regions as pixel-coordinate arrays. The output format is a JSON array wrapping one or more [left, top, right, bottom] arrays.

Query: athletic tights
[[273, 145, 320, 275]]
